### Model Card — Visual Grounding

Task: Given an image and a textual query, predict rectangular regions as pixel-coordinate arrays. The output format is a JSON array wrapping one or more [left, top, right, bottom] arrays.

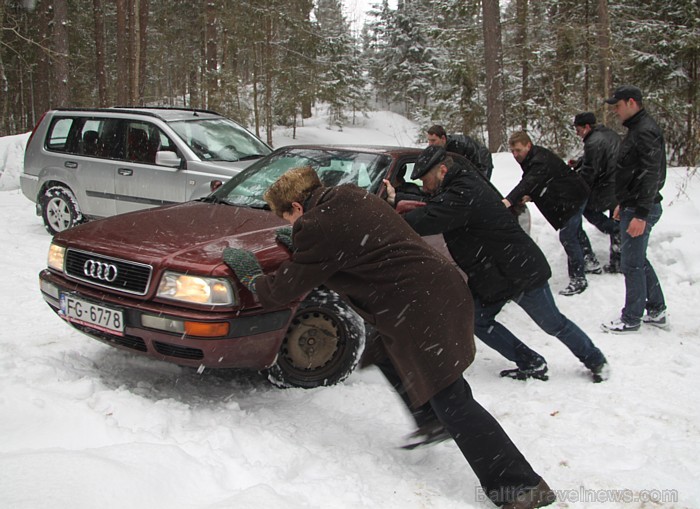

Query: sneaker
[[589, 361, 610, 383], [500, 361, 549, 381], [584, 256, 602, 274], [503, 479, 557, 509], [559, 278, 587, 296], [643, 309, 670, 330], [600, 318, 641, 334]]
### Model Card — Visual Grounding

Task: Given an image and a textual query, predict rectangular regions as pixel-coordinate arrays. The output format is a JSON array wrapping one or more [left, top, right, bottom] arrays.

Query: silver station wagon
[[21, 107, 272, 234]]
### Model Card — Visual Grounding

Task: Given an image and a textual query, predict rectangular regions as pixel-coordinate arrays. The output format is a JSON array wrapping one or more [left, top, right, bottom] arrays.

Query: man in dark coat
[[505, 131, 590, 296], [223, 166, 555, 509], [572, 112, 622, 273], [601, 85, 668, 333], [427, 124, 494, 180], [385, 146, 608, 384]]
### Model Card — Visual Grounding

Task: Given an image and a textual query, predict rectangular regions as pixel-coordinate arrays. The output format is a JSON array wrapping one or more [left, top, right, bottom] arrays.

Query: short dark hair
[[573, 112, 597, 127], [427, 125, 447, 138]]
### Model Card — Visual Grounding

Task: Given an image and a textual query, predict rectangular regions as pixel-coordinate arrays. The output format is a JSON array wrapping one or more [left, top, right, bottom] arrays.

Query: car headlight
[[48, 243, 66, 272], [157, 271, 235, 306]]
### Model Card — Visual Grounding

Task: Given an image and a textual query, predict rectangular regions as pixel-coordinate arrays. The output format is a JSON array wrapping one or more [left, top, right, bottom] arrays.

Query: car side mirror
[[155, 150, 182, 168]]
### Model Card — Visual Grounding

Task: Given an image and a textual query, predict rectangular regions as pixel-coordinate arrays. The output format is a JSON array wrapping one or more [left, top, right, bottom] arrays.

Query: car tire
[[41, 185, 84, 235], [266, 288, 366, 389]]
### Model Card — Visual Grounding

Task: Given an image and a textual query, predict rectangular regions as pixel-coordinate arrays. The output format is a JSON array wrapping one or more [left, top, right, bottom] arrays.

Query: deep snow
[[1, 111, 699, 509]]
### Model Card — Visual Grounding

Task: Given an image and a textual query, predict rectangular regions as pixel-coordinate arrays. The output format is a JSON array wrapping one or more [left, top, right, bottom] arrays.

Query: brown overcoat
[[256, 184, 475, 407]]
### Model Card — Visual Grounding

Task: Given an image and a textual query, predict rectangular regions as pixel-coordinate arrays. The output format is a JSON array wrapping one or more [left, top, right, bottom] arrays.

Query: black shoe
[[559, 278, 587, 296], [400, 422, 451, 450], [503, 479, 557, 509], [500, 361, 549, 381], [589, 361, 610, 383], [603, 263, 621, 274]]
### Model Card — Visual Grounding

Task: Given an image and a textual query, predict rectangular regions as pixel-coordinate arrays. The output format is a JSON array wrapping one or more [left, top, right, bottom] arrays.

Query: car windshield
[[212, 148, 392, 208], [168, 117, 271, 162]]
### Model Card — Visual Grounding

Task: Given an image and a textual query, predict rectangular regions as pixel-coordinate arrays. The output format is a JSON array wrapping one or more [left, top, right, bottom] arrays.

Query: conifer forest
[[1, 0, 698, 164]]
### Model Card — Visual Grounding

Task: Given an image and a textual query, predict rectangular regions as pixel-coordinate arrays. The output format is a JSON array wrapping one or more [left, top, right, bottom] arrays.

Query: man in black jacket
[[572, 112, 622, 273], [427, 124, 494, 180], [505, 131, 590, 296], [601, 85, 668, 333], [385, 145, 608, 383]]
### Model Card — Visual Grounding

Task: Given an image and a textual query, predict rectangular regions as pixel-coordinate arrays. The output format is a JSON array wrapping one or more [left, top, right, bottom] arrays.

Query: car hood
[[54, 201, 289, 275]]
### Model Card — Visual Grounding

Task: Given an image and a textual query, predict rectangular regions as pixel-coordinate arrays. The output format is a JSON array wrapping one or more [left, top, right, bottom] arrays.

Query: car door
[[114, 120, 187, 215]]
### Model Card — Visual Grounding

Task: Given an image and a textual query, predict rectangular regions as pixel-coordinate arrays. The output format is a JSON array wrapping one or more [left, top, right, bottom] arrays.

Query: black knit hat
[[411, 145, 447, 180]]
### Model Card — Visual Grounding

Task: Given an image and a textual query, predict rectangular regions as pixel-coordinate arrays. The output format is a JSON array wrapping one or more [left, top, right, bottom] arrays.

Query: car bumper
[[39, 269, 292, 370]]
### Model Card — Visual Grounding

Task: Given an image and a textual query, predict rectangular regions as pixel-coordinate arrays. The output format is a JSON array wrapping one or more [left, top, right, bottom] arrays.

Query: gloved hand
[[223, 248, 263, 294], [275, 226, 293, 251]]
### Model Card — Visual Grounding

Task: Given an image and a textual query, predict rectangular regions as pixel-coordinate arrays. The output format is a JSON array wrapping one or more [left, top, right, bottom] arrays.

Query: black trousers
[[377, 359, 542, 505]]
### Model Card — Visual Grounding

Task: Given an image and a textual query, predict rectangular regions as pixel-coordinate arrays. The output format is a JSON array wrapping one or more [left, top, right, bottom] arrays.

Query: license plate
[[60, 294, 124, 336]]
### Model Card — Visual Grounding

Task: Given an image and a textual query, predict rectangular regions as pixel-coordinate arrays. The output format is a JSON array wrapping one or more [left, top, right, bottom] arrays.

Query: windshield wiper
[[238, 154, 267, 161]]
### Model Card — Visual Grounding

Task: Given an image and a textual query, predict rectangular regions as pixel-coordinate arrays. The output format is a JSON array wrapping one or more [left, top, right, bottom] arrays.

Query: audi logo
[[83, 260, 119, 282]]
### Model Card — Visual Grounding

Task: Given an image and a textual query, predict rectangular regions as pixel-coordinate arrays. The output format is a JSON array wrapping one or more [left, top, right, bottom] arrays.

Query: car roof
[[276, 144, 423, 157], [50, 107, 224, 123]]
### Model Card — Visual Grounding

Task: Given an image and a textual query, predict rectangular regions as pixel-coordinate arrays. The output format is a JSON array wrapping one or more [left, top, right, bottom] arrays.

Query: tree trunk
[[482, 0, 505, 151], [93, 0, 108, 106], [515, 0, 529, 130], [596, 0, 612, 124], [129, 0, 139, 105], [206, 0, 218, 111], [116, 0, 129, 105], [138, 0, 149, 105]]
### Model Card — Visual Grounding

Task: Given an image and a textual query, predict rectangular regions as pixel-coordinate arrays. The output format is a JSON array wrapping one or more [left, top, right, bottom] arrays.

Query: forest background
[[0, 0, 698, 165]]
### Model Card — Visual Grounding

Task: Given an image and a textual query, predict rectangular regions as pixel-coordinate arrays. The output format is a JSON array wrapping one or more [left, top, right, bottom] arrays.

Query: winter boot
[[559, 277, 587, 296], [588, 360, 610, 383], [584, 254, 602, 274]]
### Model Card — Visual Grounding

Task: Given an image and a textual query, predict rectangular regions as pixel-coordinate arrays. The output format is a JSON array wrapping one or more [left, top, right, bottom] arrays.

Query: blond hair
[[508, 130, 532, 147], [264, 166, 322, 217]]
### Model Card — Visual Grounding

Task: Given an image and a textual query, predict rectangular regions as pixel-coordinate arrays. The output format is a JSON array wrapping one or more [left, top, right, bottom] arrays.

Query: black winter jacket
[[446, 134, 494, 180], [506, 145, 589, 230], [401, 165, 551, 305], [615, 109, 666, 219], [578, 125, 620, 212]]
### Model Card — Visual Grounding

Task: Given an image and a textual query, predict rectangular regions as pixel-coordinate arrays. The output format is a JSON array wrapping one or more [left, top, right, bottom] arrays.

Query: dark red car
[[39, 145, 527, 388]]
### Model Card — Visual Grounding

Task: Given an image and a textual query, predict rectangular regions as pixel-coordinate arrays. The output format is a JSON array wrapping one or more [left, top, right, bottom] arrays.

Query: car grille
[[154, 341, 204, 360], [65, 248, 153, 295], [72, 323, 148, 352]]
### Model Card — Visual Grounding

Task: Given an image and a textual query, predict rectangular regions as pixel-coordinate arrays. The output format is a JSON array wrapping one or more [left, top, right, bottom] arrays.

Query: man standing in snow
[[426, 124, 494, 180], [600, 85, 668, 333], [385, 145, 608, 384], [223, 166, 555, 509], [505, 131, 591, 296], [571, 112, 622, 274]]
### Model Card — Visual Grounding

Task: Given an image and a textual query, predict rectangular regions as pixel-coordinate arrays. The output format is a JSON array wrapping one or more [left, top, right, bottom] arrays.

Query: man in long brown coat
[[223, 167, 555, 509]]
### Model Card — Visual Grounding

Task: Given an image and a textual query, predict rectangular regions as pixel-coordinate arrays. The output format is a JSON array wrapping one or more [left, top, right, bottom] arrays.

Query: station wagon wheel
[[266, 289, 365, 389], [41, 185, 84, 235]]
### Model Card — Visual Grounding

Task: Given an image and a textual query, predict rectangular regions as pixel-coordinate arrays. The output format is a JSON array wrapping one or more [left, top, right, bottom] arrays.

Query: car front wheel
[[41, 185, 84, 235], [266, 289, 365, 389]]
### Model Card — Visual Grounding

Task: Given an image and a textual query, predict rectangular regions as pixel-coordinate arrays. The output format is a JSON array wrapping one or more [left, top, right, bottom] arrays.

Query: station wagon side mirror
[[155, 150, 182, 168]]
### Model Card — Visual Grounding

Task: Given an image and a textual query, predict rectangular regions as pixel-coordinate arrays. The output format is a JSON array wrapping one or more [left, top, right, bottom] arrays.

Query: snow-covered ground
[[1, 111, 699, 509]]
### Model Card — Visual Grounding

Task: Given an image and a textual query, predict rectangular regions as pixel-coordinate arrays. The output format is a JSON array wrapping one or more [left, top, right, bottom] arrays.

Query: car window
[[46, 118, 74, 151], [214, 149, 391, 208], [168, 117, 271, 162], [123, 121, 177, 165]]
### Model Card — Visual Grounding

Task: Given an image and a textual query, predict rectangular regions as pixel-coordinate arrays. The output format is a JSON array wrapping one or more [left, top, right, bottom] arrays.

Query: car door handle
[[118, 168, 133, 176], [65, 161, 78, 169]]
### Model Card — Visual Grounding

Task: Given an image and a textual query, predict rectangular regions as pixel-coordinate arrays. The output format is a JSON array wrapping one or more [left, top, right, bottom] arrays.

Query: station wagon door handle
[[64, 161, 78, 169], [118, 168, 133, 176]]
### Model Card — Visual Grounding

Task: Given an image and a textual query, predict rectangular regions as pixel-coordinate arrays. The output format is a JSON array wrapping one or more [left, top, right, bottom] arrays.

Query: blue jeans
[[619, 204, 665, 325], [474, 283, 606, 369], [559, 205, 586, 279]]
